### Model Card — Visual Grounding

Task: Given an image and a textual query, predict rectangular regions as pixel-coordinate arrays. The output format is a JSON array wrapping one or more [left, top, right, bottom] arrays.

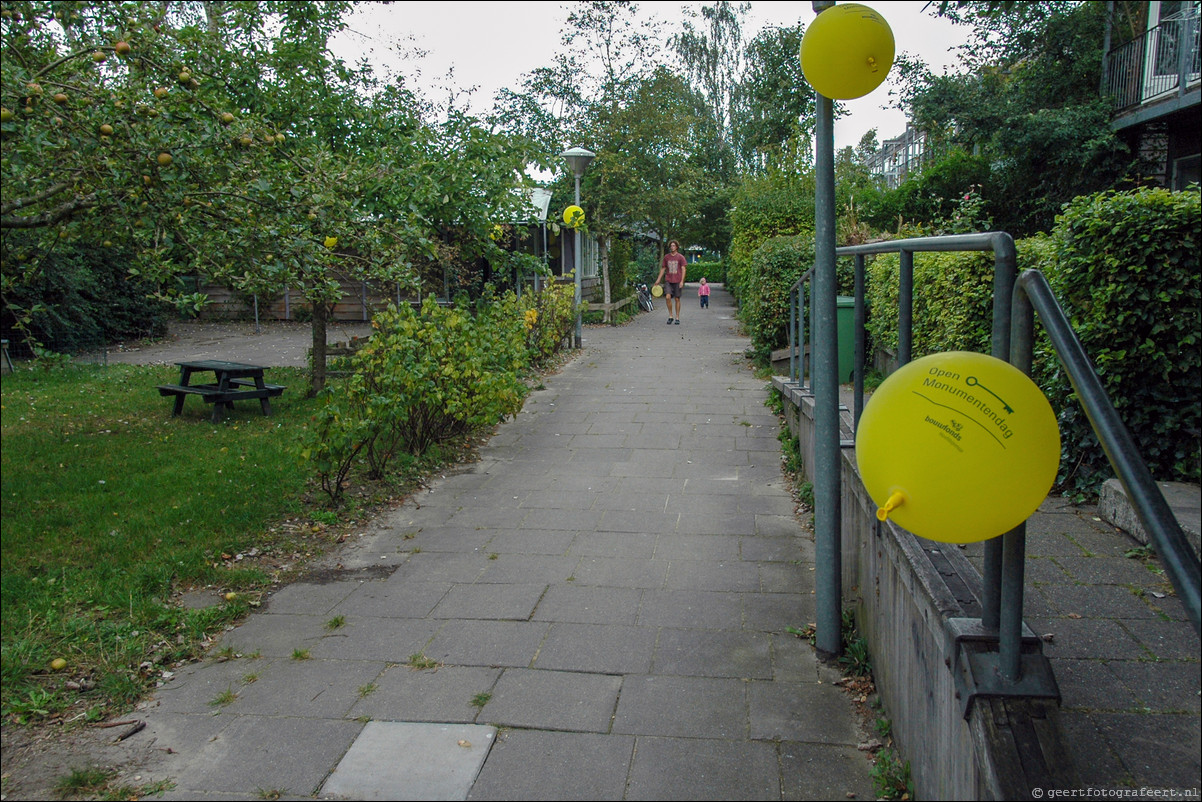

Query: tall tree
[[672, 0, 749, 164]]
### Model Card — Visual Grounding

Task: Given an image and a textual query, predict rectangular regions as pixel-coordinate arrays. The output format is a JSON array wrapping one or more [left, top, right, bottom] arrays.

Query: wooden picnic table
[[157, 360, 285, 423]]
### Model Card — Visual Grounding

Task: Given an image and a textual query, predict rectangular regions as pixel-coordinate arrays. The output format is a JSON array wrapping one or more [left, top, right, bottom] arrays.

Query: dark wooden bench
[[157, 382, 285, 423]]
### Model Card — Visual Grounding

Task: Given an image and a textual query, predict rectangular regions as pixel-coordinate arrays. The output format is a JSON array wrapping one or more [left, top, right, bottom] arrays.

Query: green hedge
[[1046, 186, 1200, 492], [863, 187, 1199, 493], [688, 260, 726, 285], [741, 234, 815, 359]]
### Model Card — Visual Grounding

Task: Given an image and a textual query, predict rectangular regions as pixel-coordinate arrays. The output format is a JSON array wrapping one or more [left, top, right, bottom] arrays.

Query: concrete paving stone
[[756, 513, 809, 538], [759, 561, 819, 595], [1053, 710, 1130, 789], [306, 617, 442, 662], [1032, 617, 1150, 660], [613, 675, 748, 739], [348, 664, 502, 723], [748, 679, 862, 744], [1124, 617, 1202, 660], [568, 530, 658, 559], [572, 556, 672, 589], [329, 580, 451, 618], [322, 721, 496, 801], [480, 668, 622, 732], [212, 612, 328, 659], [653, 627, 773, 679], [475, 554, 579, 584], [533, 622, 658, 674], [663, 491, 746, 516], [638, 588, 745, 629], [466, 729, 635, 801], [167, 715, 363, 796], [230, 657, 382, 717], [144, 658, 263, 715], [624, 736, 780, 800], [390, 528, 493, 555], [259, 581, 359, 616], [531, 584, 644, 624], [655, 533, 743, 560], [1053, 553, 1148, 585], [522, 507, 603, 531], [482, 528, 577, 555], [675, 511, 758, 536], [664, 558, 763, 593], [672, 460, 744, 481], [425, 619, 550, 668], [1066, 527, 1148, 559], [1048, 658, 1141, 712], [735, 492, 798, 517], [739, 535, 811, 563], [615, 475, 688, 496], [772, 633, 822, 683], [545, 473, 622, 493], [1106, 658, 1202, 712], [597, 508, 681, 534], [1093, 711, 1201, 788], [520, 489, 600, 510], [1023, 585, 1074, 618], [446, 506, 531, 529], [1037, 583, 1161, 619], [429, 583, 548, 620], [123, 710, 234, 775], [1021, 555, 1072, 584], [388, 552, 490, 584], [593, 489, 672, 513], [743, 592, 816, 633], [779, 742, 878, 801]]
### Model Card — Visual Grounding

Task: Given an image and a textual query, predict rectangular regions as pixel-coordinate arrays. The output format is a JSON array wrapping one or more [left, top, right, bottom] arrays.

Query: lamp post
[[561, 146, 595, 349]]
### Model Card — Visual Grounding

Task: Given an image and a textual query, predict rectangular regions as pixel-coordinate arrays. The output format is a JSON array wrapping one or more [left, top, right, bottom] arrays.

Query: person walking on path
[[654, 239, 688, 325], [698, 277, 710, 309]]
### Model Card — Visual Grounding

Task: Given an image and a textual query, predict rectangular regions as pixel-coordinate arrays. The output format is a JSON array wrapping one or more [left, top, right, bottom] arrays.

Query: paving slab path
[[116, 285, 878, 800]]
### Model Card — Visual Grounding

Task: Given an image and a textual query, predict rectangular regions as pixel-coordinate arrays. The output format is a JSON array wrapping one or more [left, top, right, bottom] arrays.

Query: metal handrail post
[[1017, 270, 1201, 635], [789, 286, 798, 382], [853, 255, 866, 430], [898, 250, 913, 366]]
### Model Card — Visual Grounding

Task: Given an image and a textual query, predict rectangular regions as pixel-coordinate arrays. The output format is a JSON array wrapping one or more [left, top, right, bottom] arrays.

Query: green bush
[[688, 260, 726, 285], [522, 281, 575, 365], [301, 296, 530, 502], [2, 241, 172, 356], [865, 249, 996, 361], [728, 171, 817, 303], [741, 234, 815, 359], [1046, 186, 1200, 491]]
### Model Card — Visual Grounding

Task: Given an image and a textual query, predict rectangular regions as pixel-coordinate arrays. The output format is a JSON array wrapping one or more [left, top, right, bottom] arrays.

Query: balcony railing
[[1104, 12, 1201, 111]]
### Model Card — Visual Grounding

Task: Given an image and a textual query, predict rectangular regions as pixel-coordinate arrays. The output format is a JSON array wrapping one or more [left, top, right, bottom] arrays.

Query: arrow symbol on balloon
[[966, 376, 1014, 414]]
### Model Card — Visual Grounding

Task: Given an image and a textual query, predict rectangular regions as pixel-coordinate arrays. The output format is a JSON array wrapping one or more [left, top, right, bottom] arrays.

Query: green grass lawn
[[1, 363, 341, 723]]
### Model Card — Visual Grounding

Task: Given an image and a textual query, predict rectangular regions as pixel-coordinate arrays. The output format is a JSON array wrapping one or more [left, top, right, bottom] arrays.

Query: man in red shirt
[[654, 240, 688, 325]]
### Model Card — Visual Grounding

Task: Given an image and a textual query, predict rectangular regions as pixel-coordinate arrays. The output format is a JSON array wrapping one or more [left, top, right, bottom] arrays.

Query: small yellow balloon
[[50, 657, 67, 671], [563, 205, 585, 228], [323, 236, 338, 249], [855, 351, 1060, 543], [800, 3, 895, 100]]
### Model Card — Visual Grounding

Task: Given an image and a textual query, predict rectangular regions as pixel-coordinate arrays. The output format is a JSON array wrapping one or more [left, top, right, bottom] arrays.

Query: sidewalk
[[112, 286, 880, 800]]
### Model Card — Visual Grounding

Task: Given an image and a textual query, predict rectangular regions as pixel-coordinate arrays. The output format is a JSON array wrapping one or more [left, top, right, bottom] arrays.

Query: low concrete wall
[[774, 376, 1071, 800]]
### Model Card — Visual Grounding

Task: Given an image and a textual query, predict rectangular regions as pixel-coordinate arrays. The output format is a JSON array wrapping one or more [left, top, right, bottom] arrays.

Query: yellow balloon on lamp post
[[563, 205, 585, 228], [854, 351, 1061, 544], [800, 3, 895, 100]]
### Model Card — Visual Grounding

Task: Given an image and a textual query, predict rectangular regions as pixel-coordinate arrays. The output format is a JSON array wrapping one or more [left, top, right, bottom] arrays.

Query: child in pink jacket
[[698, 277, 711, 309]]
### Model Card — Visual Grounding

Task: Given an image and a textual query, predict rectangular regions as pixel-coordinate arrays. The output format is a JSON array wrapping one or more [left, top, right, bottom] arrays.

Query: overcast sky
[[330, 1, 972, 151]]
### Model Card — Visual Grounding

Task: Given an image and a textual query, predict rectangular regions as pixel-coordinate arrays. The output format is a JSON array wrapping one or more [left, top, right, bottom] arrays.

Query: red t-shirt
[[662, 252, 686, 283]]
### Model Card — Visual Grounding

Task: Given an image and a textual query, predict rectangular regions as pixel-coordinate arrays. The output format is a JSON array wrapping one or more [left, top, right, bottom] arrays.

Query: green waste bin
[[837, 295, 855, 385]]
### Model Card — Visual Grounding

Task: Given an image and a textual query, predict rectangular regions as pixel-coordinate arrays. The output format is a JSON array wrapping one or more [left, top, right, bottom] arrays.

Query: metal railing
[[1103, 12, 1201, 111], [784, 231, 1200, 692]]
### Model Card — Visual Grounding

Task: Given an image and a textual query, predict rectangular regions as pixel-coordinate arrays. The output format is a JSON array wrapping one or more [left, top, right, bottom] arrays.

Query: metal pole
[[814, 90, 842, 658], [574, 173, 583, 349]]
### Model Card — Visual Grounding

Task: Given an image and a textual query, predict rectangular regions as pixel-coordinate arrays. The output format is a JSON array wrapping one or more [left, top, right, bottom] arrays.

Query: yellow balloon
[[855, 351, 1060, 543], [563, 205, 585, 228], [800, 3, 895, 100]]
